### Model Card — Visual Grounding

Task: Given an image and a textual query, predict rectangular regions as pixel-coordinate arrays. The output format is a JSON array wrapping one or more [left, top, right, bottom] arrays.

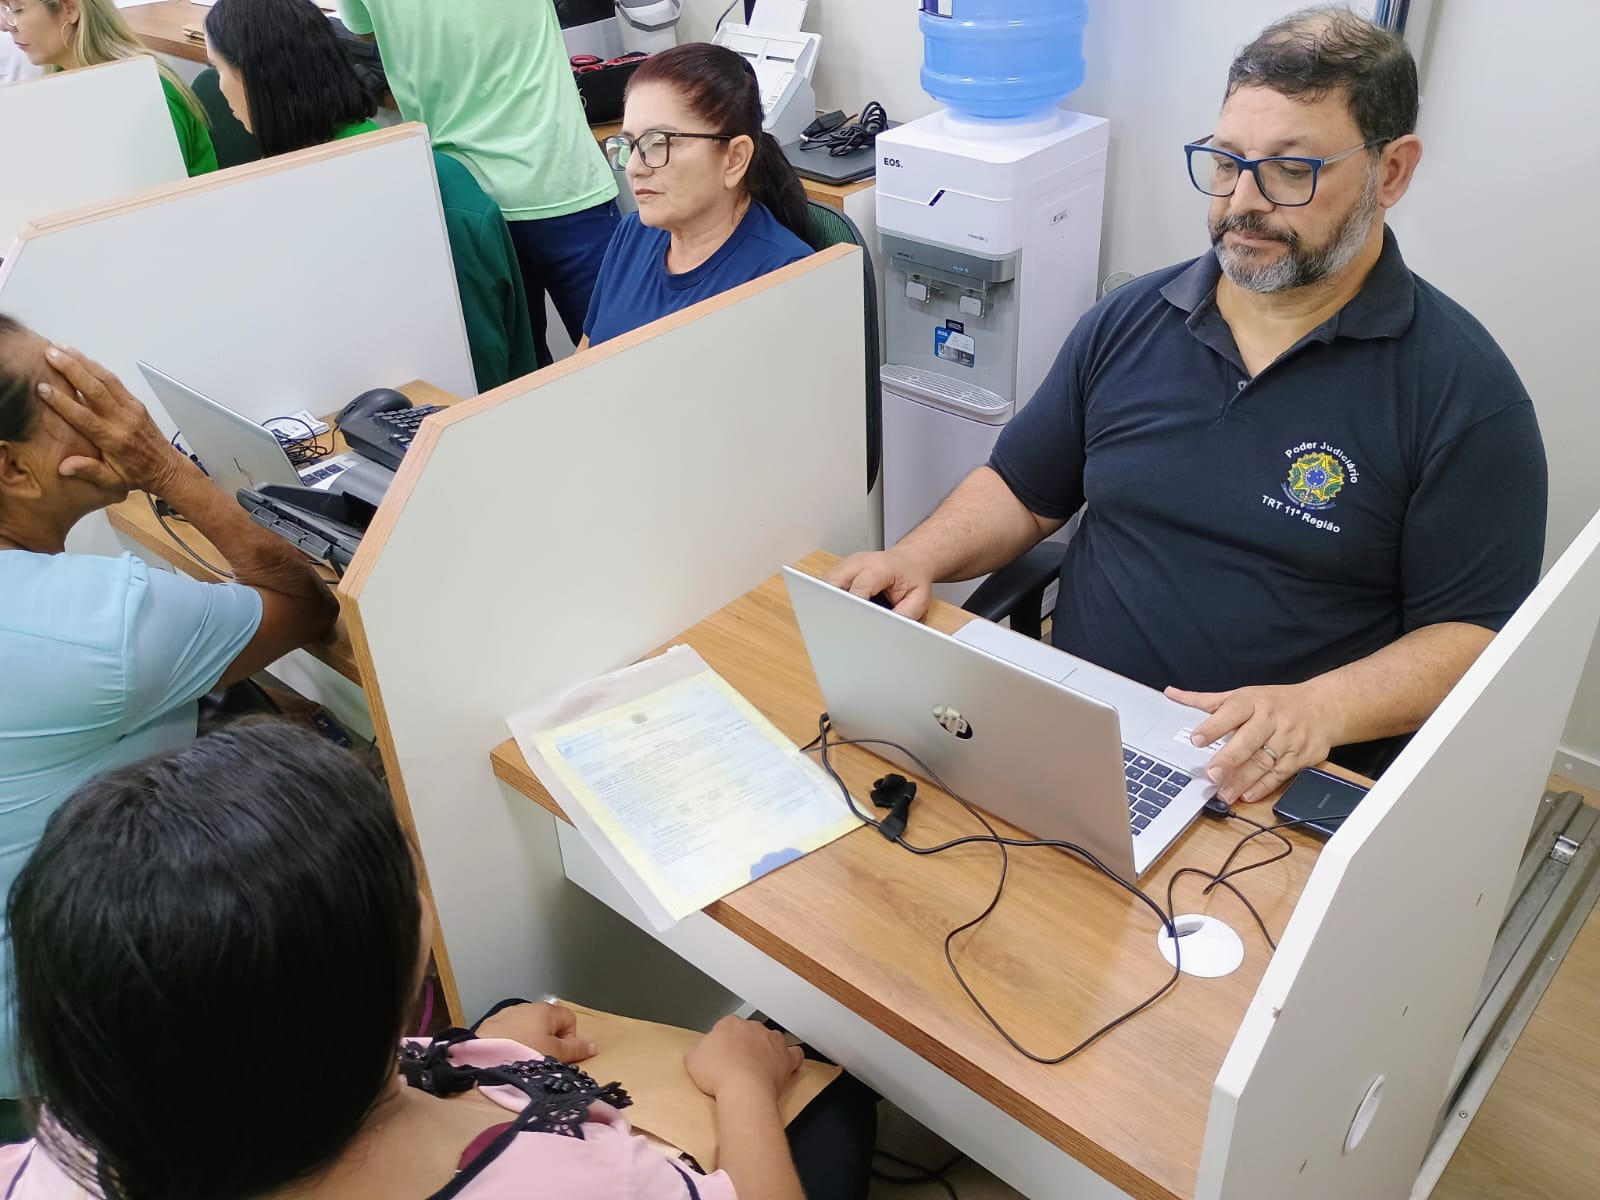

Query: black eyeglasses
[[1183, 135, 1389, 207], [602, 130, 733, 170]]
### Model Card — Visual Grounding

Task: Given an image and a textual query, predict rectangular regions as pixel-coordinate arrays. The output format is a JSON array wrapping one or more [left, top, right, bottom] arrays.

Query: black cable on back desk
[[264, 415, 331, 469], [800, 100, 889, 157], [808, 714, 1184, 1065], [147, 493, 235, 579]]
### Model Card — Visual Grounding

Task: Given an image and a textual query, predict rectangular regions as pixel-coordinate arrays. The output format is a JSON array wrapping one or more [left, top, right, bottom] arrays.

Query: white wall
[[680, 0, 1600, 762], [1072, 3, 1307, 282], [1384, 3, 1600, 761]]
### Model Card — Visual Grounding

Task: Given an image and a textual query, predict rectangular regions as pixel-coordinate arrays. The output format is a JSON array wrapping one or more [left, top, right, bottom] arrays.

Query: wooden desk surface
[[492, 551, 1342, 1200], [105, 381, 459, 686], [122, 1, 215, 61], [125, 2, 342, 61], [122, 5, 873, 211]]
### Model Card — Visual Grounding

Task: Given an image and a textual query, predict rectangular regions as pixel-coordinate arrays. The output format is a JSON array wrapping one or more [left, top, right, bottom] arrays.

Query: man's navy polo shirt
[[987, 228, 1548, 696]]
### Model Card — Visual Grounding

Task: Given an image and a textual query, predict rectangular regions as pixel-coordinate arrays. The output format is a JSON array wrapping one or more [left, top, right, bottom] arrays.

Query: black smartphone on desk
[[1272, 767, 1370, 838]]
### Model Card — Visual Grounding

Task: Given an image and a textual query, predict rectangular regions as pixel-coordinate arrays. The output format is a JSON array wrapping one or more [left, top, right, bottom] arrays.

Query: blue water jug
[[919, 0, 1089, 122]]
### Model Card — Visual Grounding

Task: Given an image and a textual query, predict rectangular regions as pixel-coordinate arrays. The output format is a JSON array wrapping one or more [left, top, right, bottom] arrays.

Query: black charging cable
[[808, 714, 1183, 1065], [871, 1149, 965, 1200], [801, 101, 889, 157], [1166, 807, 1336, 951], [265, 415, 331, 469], [147, 492, 235, 579], [805, 717, 1330, 1057], [1211, 814, 1328, 894], [1164, 863, 1280, 950]]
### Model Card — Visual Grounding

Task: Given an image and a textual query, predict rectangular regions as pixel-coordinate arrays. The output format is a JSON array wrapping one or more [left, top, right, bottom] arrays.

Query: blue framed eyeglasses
[[1184, 135, 1388, 207]]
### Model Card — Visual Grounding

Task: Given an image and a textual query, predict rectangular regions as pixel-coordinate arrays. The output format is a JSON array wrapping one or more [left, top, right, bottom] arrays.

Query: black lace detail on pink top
[[402, 1025, 705, 1200], [399, 1030, 632, 1139]]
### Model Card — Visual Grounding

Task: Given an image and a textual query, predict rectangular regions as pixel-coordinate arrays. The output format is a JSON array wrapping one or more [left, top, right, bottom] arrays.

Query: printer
[[711, 8, 821, 148]]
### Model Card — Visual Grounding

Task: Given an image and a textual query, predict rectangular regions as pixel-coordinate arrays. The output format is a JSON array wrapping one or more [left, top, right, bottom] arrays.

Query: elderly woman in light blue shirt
[[0, 317, 337, 1125]]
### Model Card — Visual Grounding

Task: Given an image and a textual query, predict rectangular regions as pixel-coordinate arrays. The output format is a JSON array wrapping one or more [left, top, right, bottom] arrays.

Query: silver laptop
[[783, 567, 1220, 880], [137, 362, 389, 502]]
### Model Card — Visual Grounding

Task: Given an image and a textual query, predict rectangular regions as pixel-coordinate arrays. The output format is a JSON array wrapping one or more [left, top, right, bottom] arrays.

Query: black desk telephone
[[336, 388, 447, 472], [233, 388, 442, 572]]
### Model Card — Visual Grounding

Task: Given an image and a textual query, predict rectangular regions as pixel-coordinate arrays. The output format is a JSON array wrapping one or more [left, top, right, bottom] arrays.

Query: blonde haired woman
[[3, 0, 215, 174]]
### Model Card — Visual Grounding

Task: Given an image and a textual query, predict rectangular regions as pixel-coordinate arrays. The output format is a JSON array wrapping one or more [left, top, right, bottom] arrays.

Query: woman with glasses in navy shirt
[[580, 43, 813, 349]]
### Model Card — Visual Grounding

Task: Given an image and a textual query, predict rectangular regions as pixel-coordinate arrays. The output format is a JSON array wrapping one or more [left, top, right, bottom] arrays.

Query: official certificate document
[[508, 646, 859, 929]]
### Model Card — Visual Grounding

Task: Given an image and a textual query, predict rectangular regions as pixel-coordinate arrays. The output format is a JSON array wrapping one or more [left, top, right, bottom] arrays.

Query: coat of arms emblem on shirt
[[1284, 451, 1346, 510]]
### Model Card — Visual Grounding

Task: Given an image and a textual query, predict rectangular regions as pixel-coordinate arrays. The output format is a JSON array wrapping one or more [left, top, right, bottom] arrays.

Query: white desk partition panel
[[343, 246, 871, 1020], [0, 124, 474, 432], [0, 58, 184, 251], [1198, 505, 1600, 1200]]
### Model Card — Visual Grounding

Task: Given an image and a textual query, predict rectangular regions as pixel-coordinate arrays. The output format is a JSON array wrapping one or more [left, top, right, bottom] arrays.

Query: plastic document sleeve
[[507, 646, 860, 930]]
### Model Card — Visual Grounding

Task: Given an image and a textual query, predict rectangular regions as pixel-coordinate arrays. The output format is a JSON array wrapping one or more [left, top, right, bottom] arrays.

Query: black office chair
[[191, 67, 263, 170], [961, 541, 1069, 641], [803, 199, 881, 493]]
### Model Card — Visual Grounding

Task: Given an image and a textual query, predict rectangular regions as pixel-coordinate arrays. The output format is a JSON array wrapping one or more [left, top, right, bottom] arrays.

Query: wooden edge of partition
[[338, 242, 862, 600], [342, 596, 467, 1025], [15, 123, 429, 241]]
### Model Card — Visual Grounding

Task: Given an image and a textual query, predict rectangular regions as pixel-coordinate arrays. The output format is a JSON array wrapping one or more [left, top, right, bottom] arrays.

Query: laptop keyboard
[[1123, 747, 1194, 837], [298, 462, 347, 485]]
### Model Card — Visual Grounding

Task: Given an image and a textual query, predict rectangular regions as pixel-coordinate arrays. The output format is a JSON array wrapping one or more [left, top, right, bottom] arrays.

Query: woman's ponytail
[[746, 132, 812, 244]]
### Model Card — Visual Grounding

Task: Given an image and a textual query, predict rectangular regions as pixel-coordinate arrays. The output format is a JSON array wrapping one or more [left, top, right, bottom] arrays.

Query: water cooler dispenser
[[876, 0, 1107, 600]]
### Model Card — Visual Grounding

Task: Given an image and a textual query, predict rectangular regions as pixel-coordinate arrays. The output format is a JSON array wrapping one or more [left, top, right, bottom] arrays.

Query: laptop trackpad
[[1056, 663, 1162, 741]]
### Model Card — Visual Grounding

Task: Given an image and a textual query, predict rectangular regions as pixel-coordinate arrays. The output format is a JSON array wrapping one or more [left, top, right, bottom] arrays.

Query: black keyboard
[[372, 405, 443, 451], [1122, 747, 1194, 837], [341, 404, 447, 471]]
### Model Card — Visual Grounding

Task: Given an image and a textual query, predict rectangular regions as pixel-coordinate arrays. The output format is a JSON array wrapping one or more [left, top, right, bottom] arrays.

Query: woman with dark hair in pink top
[[1, 721, 875, 1200]]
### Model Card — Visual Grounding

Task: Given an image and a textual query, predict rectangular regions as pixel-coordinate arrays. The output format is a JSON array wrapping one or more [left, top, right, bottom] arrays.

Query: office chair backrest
[[804, 199, 880, 492], [191, 67, 263, 171]]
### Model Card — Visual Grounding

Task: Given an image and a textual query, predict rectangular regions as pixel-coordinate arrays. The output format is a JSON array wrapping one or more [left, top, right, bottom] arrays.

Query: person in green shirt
[[2, 0, 216, 176], [203, 0, 538, 394], [336, 0, 620, 368]]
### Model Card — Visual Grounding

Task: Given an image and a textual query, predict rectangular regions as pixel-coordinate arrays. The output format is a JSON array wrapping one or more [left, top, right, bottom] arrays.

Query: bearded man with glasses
[[828, 7, 1547, 800]]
